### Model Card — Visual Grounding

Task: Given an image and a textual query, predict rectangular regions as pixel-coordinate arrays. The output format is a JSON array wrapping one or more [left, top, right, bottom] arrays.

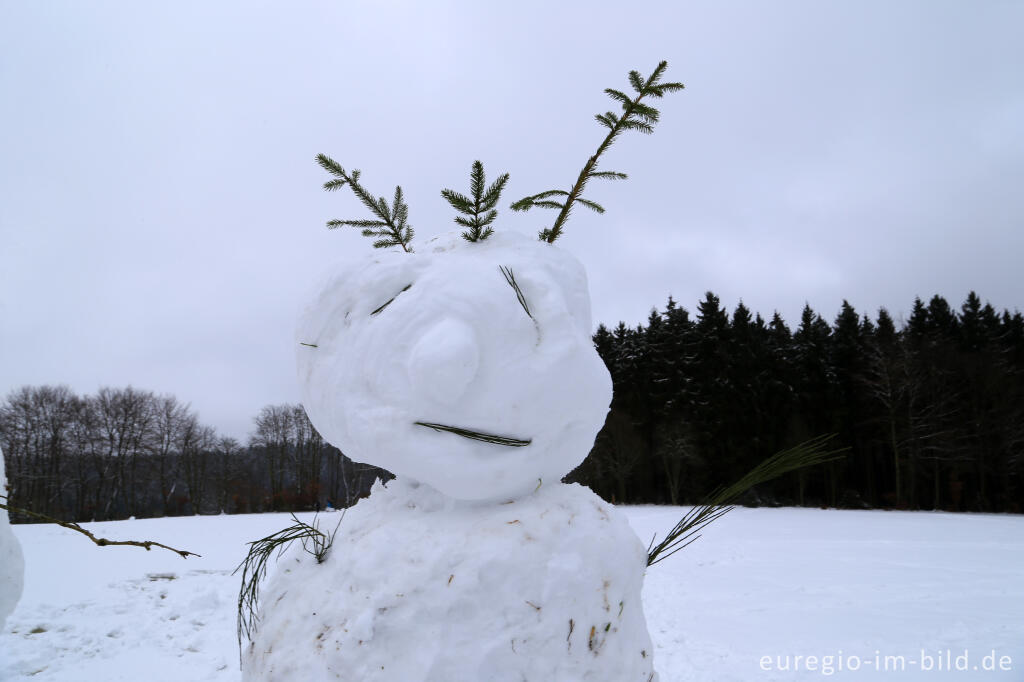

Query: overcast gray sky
[[2, 1, 1022, 441]]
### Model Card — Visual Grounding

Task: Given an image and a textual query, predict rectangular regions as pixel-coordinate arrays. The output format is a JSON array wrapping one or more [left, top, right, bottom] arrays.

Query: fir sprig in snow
[[441, 160, 510, 243], [315, 154, 414, 252], [511, 60, 684, 244]]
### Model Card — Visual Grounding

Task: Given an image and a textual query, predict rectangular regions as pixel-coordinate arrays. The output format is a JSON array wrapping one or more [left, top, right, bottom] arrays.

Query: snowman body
[[243, 479, 657, 682], [242, 231, 658, 681]]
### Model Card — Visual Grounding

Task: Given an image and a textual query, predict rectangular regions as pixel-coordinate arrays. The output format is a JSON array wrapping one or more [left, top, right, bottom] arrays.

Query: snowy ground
[[2, 504, 1021, 681]]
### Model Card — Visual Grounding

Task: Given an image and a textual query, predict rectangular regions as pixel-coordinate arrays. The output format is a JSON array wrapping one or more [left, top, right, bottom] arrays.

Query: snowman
[[242, 59, 688, 682], [1, 445, 26, 631], [241, 230, 659, 681]]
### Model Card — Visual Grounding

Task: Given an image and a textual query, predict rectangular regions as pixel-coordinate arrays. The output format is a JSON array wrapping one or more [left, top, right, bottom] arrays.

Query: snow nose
[[407, 317, 480, 405]]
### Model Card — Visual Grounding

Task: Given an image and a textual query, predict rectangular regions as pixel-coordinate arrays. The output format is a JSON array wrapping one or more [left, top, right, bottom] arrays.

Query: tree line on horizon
[[2, 290, 1022, 523], [0, 387, 389, 523], [570, 290, 1023, 513]]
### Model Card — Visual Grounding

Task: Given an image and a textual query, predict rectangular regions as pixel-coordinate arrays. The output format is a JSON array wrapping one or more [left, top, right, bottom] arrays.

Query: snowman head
[[297, 229, 612, 501]]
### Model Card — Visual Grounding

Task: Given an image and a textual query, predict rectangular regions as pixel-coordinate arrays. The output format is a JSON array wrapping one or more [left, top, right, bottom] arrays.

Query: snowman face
[[297, 230, 612, 501]]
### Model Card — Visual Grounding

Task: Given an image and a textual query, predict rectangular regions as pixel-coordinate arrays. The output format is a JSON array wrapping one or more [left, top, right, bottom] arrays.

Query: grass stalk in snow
[[499, 266, 533, 320], [235, 512, 344, 646], [646, 434, 846, 566], [370, 284, 413, 316], [414, 421, 532, 447]]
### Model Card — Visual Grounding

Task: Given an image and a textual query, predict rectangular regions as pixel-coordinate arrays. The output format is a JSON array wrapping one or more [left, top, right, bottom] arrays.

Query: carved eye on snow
[[499, 266, 534, 322], [370, 284, 412, 317]]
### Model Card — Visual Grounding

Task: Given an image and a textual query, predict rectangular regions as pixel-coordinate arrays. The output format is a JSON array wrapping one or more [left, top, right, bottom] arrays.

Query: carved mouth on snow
[[413, 421, 532, 447]]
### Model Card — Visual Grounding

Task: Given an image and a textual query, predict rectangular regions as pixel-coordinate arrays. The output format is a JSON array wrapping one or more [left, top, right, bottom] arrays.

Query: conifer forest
[[2, 291, 1021, 523], [573, 291, 1023, 513]]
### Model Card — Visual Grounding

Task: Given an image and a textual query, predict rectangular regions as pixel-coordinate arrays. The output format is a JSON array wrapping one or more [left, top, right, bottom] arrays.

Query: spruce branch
[[441, 160, 510, 242], [315, 154, 414, 252], [511, 60, 683, 243], [646, 435, 846, 567], [0, 497, 199, 559]]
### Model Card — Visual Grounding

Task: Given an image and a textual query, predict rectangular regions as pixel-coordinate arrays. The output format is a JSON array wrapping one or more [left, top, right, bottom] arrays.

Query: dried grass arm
[[235, 513, 343, 646], [646, 435, 847, 567]]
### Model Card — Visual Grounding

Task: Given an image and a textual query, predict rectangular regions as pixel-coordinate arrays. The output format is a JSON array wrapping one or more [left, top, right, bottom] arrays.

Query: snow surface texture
[[3, 508, 1024, 681], [296, 230, 612, 502], [0, 445, 26, 630], [242, 480, 657, 682]]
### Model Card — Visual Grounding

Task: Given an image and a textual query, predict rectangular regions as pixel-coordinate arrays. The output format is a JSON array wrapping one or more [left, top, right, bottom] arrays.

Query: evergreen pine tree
[[926, 295, 959, 340], [861, 306, 906, 507], [958, 291, 987, 352], [906, 297, 930, 348], [831, 301, 867, 504], [728, 301, 763, 473], [592, 324, 616, 366], [792, 304, 835, 504], [764, 311, 798, 467], [876, 308, 898, 348], [661, 297, 695, 415]]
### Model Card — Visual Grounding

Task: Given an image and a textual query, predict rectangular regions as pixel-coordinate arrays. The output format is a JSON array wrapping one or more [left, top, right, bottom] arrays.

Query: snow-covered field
[[2, 505, 1021, 681]]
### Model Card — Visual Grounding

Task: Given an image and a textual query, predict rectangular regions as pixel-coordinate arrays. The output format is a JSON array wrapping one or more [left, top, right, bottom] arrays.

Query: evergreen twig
[[498, 266, 533, 319], [414, 421, 532, 447], [646, 435, 847, 567], [0, 497, 199, 559], [442, 161, 510, 242], [315, 154, 414, 252], [511, 61, 684, 243], [235, 512, 344, 647]]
